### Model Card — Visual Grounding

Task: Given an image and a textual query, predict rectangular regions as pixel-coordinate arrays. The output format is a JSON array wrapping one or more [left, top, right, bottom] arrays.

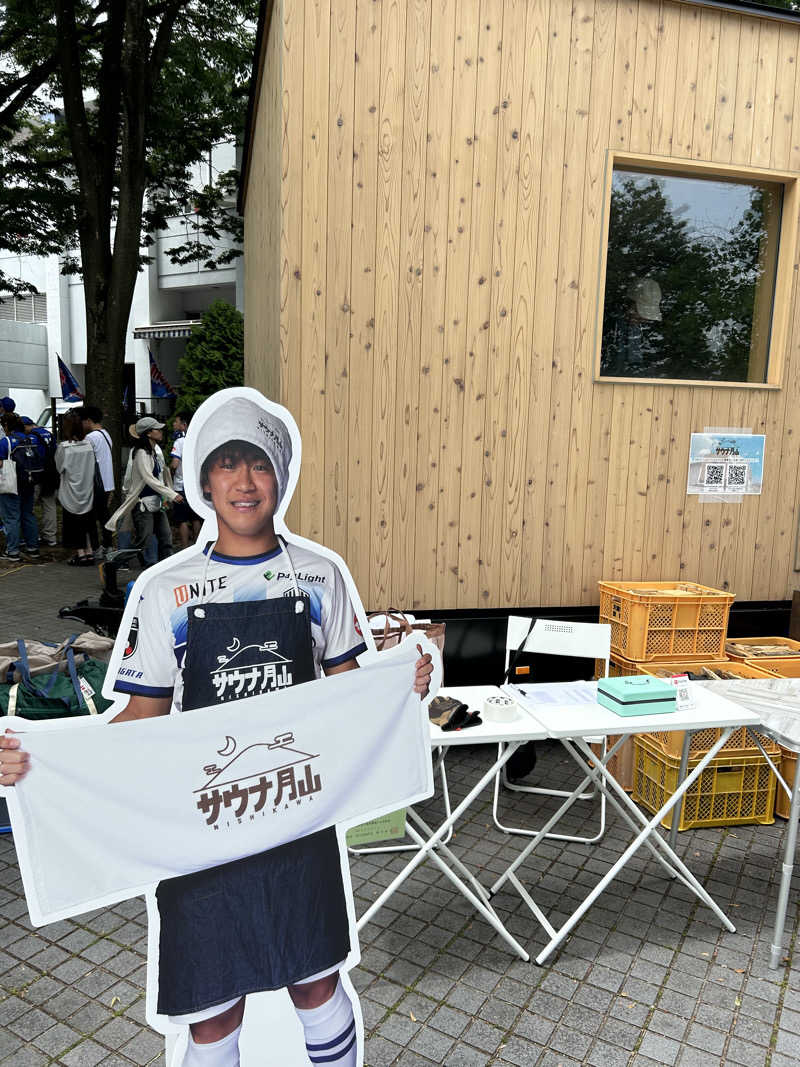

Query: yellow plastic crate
[[632, 733, 777, 831], [594, 653, 642, 678], [598, 581, 735, 662], [726, 637, 800, 662], [745, 657, 800, 679], [776, 748, 797, 820], [589, 734, 636, 792], [639, 659, 774, 682]]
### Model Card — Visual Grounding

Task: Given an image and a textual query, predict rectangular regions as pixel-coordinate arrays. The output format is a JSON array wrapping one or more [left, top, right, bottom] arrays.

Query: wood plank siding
[[243, 0, 800, 611]]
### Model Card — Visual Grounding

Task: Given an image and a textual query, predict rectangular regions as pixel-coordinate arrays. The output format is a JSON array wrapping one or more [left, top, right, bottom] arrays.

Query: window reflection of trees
[[600, 172, 780, 382]]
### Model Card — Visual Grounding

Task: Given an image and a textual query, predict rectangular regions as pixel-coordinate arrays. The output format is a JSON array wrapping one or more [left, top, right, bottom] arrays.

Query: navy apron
[[156, 593, 351, 1017]]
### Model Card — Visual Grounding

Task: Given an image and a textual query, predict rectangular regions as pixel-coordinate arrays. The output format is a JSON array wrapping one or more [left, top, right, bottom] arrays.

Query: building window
[[597, 157, 798, 386], [0, 292, 48, 323]]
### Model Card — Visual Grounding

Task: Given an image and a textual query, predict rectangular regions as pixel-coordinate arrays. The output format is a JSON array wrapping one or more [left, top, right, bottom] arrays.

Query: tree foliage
[[177, 299, 244, 412], [0, 0, 257, 471], [601, 173, 778, 382]]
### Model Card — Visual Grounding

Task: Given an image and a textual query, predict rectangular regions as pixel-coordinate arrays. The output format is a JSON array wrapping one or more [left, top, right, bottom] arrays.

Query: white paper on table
[[507, 680, 598, 708]]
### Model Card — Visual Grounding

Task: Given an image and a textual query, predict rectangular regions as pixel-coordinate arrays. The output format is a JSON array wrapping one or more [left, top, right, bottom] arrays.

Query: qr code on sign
[[704, 464, 725, 486], [726, 463, 747, 488]]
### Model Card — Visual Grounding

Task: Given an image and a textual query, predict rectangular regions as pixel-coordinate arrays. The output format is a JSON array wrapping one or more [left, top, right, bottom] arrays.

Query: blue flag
[[149, 350, 176, 399], [58, 357, 83, 402]]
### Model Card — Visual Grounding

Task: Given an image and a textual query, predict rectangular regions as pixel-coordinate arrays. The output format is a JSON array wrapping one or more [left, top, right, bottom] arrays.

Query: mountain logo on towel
[[194, 731, 322, 830], [209, 636, 294, 701]]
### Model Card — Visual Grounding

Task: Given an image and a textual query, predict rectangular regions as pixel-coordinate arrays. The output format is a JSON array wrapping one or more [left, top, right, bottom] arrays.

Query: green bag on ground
[[0, 639, 113, 720]]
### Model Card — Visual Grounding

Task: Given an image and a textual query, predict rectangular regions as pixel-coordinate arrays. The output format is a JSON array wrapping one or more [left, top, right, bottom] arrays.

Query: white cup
[[483, 694, 519, 722]]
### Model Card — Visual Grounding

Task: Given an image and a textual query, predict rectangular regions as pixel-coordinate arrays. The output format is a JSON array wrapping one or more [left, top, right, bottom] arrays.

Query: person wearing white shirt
[[78, 405, 114, 557], [55, 411, 98, 566], [0, 390, 434, 1067], [170, 411, 202, 548]]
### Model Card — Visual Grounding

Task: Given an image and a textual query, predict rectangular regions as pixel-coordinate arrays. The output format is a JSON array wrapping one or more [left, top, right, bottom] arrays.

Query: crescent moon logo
[[226, 637, 241, 653], [218, 736, 237, 757]]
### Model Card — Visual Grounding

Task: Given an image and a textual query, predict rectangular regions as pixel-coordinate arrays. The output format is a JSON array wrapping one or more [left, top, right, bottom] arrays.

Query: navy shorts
[[155, 828, 350, 1016]]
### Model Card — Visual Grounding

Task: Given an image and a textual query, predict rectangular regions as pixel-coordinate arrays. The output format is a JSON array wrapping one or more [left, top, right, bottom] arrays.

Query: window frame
[[593, 151, 799, 389]]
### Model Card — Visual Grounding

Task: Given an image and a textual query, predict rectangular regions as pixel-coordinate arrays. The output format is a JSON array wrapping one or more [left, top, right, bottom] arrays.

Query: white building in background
[[0, 140, 242, 421]]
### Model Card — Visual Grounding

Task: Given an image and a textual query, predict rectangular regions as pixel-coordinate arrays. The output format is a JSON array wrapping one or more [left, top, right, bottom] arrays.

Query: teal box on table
[[597, 675, 676, 717]]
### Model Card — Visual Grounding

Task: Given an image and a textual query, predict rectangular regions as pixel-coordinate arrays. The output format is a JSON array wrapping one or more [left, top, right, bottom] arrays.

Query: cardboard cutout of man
[[0, 387, 436, 1067]]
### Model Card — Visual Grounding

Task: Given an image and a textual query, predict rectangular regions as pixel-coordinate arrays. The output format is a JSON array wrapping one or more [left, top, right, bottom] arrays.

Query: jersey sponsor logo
[[210, 636, 294, 701], [117, 667, 144, 680], [173, 575, 228, 607], [123, 617, 139, 659], [264, 569, 325, 585], [194, 731, 322, 830]]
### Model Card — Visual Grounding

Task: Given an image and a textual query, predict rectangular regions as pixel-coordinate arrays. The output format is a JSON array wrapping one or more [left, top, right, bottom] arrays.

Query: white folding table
[[489, 681, 762, 965], [355, 685, 547, 962]]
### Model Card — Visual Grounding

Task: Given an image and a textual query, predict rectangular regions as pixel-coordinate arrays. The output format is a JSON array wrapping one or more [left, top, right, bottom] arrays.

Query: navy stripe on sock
[[308, 1031, 357, 1064], [306, 1019, 355, 1052]]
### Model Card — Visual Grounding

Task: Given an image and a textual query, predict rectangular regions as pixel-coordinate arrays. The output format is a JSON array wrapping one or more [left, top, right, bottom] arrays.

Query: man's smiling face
[[203, 444, 279, 540]]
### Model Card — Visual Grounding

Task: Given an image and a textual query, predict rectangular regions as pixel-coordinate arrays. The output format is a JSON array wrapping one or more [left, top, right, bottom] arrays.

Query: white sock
[[183, 1024, 241, 1067], [294, 979, 358, 1066]]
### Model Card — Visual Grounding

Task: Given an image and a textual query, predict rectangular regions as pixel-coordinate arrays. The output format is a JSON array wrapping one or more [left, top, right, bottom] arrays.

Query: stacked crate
[[596, 581, 778, 829], [730, 641, 800, 818]]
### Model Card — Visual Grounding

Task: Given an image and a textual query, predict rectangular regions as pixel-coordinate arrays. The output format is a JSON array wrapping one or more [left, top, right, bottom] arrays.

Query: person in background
[[22, 417, 58, 548], [77, 405, 115, 559], [55, 411, 98, 566], [0, 412, 22, 560], [1, 396, 31, 425], [0, 411, 41, 561], [106, 416, 180, 564], [170, 411, 202, 548]]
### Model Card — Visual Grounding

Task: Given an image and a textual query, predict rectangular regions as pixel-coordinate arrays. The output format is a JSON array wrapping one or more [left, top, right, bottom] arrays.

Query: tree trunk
[[84, 329, 127, 497], [82, 241, 141, 495]]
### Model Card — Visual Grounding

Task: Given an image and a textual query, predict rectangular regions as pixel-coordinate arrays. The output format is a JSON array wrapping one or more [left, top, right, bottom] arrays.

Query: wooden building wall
[[243, 0, 800, 612]]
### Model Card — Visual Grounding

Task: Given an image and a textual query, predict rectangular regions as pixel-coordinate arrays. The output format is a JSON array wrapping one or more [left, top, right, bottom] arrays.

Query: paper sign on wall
[[687, 433, 765, 496]]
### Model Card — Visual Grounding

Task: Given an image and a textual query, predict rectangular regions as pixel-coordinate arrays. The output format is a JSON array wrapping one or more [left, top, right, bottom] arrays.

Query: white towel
[[7, 637, 436, 926]]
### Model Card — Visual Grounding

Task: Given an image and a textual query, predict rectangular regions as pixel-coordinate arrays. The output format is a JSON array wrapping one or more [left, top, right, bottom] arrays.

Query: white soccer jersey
[[115, 540, 367, 712], [169, 435, 184, 492]]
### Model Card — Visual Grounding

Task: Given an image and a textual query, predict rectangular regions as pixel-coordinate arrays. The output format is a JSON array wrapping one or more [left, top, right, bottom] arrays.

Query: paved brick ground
[[1, 558, 800, 1065]]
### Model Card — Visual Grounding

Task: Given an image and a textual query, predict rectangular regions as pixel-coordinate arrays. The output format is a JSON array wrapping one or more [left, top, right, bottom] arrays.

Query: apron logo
[[195, 732, 322, 829], [210, 636, 293, 700], [173, 575, 228, 607], [123, 618, 139, 659]]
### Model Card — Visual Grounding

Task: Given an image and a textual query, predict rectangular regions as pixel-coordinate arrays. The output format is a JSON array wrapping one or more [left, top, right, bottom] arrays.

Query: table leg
[[668, 730, 692, 854], [490, 761, 601, 896], [407, 808, 491, 904], [532, 732, 737, 965], [490, 735, 677, 898], [356, 742, 523, 937], [770, 760, 800, 969], [559, 739, 680, 883], [402, 815, 530, 961]]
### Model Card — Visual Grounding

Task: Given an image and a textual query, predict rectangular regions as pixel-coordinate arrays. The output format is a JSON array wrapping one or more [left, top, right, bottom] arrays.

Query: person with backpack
[[55, 411, 98, 566], [0, 411, 42, 561], [77, 405, 115, 558], [22, 417, 59, 548]]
